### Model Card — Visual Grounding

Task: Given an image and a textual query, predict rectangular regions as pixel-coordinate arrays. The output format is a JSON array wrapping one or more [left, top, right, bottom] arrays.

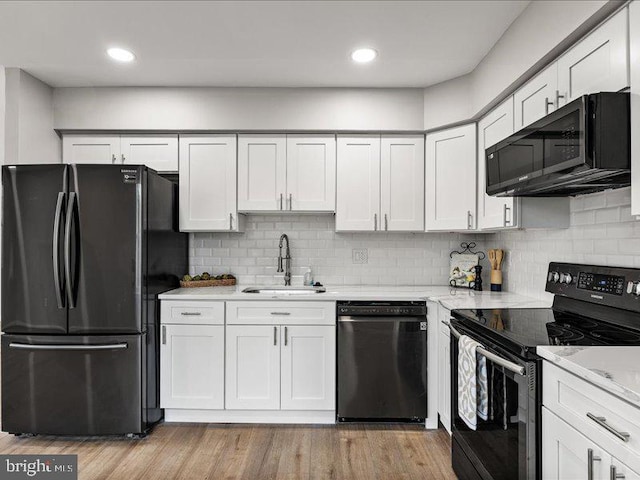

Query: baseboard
[[164, 409, 336, 424]]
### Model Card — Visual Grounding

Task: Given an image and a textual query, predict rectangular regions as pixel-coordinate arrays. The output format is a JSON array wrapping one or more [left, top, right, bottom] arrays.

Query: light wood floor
[[0, 423, 456, 480]]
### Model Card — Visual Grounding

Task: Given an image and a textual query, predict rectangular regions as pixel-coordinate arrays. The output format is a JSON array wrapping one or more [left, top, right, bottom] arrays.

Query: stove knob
[[559, 273, 573, 284], [633, 282, 640, 296], [549, 271, 560, 283], [628, 282, 634, 294]]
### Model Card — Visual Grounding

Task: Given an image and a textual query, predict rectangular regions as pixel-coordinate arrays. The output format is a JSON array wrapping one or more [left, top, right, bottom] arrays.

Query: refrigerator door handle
[[52, 192, 66, 309], [64, 192, 78, 308], [8, 342, 128, 351]]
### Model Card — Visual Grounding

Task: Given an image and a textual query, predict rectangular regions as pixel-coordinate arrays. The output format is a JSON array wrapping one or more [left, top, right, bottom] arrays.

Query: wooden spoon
[[495, 249, 504, 271]]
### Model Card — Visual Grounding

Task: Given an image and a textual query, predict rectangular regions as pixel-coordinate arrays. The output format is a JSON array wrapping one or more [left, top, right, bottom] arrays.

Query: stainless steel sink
[[242, 286, 326, 295]]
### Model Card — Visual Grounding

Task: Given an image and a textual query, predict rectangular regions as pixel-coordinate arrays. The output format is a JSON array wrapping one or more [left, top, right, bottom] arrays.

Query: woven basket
[[179, 278, 236, 288]]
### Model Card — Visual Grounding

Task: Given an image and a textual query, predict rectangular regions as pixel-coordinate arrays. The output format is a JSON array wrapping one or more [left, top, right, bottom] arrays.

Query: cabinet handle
[[374, 213, 378, 231], [467, 210, 473, 230], [284, 326, 288, 346], [229, 213, 233, 230], [588, 449, 601, 480], [611, 466, 626, 480], [112, 154, 117, 164], [440, 320, 450, 326], [545, 97, 554, 115], [384, 213, 388, 231], [270, 312, 291, 316], [180, 312, 201, 316], [503, 204, 511, 226], [273, 326, 277, 346], [162, 325, 166, 345], [587, 412, 631, 442], [289, 193, 292, 211], [280, 193, 283, 210], [555, 90, 565, 108], [121, 154, 126, 164]]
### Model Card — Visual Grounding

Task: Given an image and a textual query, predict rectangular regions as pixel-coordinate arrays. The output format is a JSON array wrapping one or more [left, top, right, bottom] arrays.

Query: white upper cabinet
[[62, 135, 121, 165], [477, 98, 518, 230], [179, 135, 243, 232], [557, 8, 629, 106], [286, 135, 336, 211], [238, 134, 336, 212], [631, 1, 640, 217], [63, 134, 178, 172], [120, 135, 178, 172], [425, 124, 476, 231], [238, 135, 287, 211], [337, 135, 424, 232], [336, 135, 381, 231], [380, 136, 425, 231], [514, 63, 559, 130]]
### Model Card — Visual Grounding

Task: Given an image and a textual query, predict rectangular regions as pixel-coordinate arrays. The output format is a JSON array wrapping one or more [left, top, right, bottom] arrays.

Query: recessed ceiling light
[[107, 47, 136, 63], [351, 48, 377, 63]]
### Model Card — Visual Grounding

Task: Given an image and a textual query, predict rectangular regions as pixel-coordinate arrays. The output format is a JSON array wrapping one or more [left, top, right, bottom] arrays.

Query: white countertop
[[537, 346, 640, 409], [159, 285, 550, 310]]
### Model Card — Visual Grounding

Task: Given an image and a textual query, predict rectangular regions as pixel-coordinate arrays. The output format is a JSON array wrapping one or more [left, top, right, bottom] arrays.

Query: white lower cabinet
[[225, 325, 281, 410], [543, 361, 640, 479], [543, 407, 610, 480], [437, 305, 452, 434], [226, 324, 335, 412], [160, 324, 225, 410]]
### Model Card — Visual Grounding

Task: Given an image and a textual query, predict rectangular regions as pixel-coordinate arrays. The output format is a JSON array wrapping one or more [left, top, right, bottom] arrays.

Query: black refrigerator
[[1, 164, 188, 436]]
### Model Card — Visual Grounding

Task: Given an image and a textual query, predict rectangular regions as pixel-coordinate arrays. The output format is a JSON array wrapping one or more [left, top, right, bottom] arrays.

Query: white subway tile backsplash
[[189, 215, 489, 286], [496, 187, 638, 300]]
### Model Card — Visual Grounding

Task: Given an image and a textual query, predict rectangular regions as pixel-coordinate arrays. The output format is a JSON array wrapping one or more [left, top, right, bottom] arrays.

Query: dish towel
[[457, 335, 490, 430], [458, 335, 481, 429]]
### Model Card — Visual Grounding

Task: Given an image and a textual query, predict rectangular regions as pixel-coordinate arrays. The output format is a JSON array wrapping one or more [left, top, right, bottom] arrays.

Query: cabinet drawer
[[226, 301, 335, 325], [160, 301, 225, 325], [543, 361, 640, 467]]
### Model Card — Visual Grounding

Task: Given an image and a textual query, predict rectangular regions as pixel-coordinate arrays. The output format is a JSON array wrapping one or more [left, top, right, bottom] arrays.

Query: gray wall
[[53, 87, 425, 131], [4, 68, 60, 164]]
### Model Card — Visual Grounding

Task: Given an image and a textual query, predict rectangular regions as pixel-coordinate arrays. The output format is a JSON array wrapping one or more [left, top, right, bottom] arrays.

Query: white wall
[[4, 68, 59, 164], [0, 66, 5, 166], [423, 74, 473, 131], [53, 87, 425, 131]]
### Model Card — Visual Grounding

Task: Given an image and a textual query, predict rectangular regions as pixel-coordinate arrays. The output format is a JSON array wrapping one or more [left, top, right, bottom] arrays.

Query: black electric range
[[449, 262, 640, 480]]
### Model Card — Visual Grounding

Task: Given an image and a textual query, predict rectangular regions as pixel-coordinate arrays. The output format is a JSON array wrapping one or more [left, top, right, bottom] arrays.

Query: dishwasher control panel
[[337, 301, 426, 317]]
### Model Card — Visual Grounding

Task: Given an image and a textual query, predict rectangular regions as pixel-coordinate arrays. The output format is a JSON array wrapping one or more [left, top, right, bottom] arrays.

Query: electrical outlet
[[352, 248, 368, 264]]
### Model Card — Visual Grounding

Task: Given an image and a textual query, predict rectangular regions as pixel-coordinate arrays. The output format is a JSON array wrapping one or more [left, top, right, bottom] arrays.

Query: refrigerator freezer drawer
[[1, 334, 145, 436]]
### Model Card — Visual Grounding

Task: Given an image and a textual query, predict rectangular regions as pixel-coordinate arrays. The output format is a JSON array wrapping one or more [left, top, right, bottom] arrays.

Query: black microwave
[[486, 92, 630, 197]]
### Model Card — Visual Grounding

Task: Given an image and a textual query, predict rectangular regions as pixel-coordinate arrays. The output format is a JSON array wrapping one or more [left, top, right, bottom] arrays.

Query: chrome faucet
[[277, 233, 291, 286]]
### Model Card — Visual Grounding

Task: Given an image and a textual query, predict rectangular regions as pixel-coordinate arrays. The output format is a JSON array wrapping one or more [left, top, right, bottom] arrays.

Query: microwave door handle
[[449, 324, 526, 376]]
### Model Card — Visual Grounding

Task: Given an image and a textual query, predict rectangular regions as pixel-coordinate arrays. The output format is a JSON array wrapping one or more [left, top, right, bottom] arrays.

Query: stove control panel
[[577, 272, 625, 295], [546, 262, 640, 312]]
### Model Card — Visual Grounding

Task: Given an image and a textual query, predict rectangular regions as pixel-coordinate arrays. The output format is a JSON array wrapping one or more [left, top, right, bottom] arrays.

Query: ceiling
[[0, 1, 530, 88]]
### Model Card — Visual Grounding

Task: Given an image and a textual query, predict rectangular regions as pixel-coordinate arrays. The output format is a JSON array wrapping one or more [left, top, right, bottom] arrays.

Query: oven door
[[450, 321, 540, 480]]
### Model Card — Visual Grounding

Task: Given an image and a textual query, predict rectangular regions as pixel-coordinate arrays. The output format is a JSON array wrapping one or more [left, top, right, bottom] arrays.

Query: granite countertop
[[158, 285, 550, 310], [537, 346, 640, 409]]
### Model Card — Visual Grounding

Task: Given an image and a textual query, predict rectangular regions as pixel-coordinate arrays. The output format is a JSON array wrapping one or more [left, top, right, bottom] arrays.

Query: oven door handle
[[449, 324, 526, 376]]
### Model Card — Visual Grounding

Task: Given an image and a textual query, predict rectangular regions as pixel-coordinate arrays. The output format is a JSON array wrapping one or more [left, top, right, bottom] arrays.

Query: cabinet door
[[513, 63, 558, 130], [160, 324, 224, 410], [425, 125, 476, 231], [438, 306, 451, 434], [121, 135, 178, 172], [611, 458, 640, 480], [286, 135, 336, 211], [542, 407, 610, 480], [631, 1, 640, 217], [238, 135, 286, 211], [477, 98, 518, 230], [225, 325, 281, 410], [280, 325, 335, 411], [178, 135, 239, 232], [557, 8, 629, 105], [380, 135, 424, 231], [336, 135, 381, 231], [62, 135, 120, 164]]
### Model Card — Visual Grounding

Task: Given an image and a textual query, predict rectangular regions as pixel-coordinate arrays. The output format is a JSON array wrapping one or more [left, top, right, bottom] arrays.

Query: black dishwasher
[[337, 300, 427, 422]]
